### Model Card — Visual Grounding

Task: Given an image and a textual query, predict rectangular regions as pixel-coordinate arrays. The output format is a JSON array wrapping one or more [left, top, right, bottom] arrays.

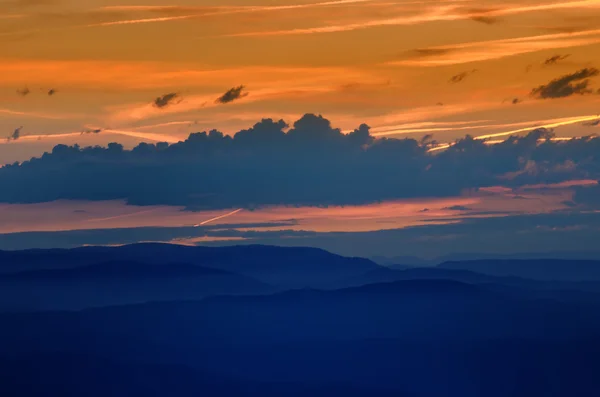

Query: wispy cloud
[[0, 60, 363, 91], [475, 114, 600, 140], [367, 119, 491, 135], [227, 0, 600, 37], [226, 4, 464, 36], [426, 114, 600, 151], [100, 0, 372, 13], [84, 0, 373, 28], [83, 14, 198, 28], [0, 107, 82, 120], [0, 129, 178, 145], [371, 116, 600, 137], [128, 121, 197, 130], [389, 29, 600, 66], [0, 14, 25, 19], [102, 129, 181, 143], [0, 131, 96, 144]]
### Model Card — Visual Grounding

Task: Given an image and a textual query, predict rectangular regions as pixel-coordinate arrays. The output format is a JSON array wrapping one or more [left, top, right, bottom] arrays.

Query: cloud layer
[[1, 114, 599, 208]]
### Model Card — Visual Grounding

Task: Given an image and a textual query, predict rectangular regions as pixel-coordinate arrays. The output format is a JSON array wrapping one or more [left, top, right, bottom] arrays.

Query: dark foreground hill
[[2, 277, 600, 396], [0, 352, 401, 397], [3, 244, 600, 396]]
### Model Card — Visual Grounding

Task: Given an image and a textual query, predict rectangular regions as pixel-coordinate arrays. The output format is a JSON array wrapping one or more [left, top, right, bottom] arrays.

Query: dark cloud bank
[[2, 212, 600, 259], [1, 114, 599, 208]]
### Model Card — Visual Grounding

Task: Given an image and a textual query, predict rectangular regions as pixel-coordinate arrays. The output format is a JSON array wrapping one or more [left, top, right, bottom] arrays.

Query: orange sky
[[2, 0, 600, 163]]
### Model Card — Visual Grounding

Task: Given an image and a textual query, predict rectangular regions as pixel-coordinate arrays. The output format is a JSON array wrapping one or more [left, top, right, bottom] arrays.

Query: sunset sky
[[1, 0, 600, 258], [2, 0, 600, 162]]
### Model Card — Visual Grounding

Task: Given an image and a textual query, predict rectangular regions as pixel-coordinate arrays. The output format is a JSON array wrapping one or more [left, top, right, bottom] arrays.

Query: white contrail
[[86, 208, 159, 222], [102, 128, 181, 143], [128, 121, 196, 130], [474, 115, 600, 140], [194, 208, 243, 227], [86, 0, 372, 28], [427, 114, 600, 152]]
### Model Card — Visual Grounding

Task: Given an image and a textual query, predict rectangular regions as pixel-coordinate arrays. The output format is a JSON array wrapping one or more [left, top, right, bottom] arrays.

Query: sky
[[3, 0, 600, 160], [1, 0, 600, 259]]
